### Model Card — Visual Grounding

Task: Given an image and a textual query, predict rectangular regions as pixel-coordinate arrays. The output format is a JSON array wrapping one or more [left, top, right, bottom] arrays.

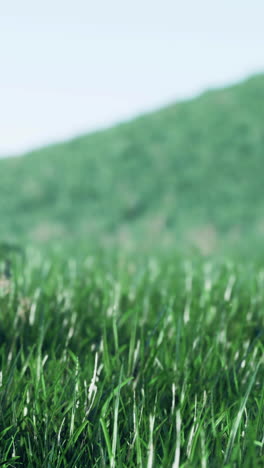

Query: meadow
[[0, 74, 264, 466], [0, 248, 263, 467]]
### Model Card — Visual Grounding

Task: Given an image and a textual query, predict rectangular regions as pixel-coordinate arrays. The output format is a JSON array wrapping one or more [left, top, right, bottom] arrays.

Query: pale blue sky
[[1, 1, 263, 156]]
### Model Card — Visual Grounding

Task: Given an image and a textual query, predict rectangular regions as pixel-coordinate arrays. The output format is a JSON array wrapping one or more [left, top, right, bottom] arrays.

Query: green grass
[[1, 74, 264, 466], [0, 249, 263, 467]]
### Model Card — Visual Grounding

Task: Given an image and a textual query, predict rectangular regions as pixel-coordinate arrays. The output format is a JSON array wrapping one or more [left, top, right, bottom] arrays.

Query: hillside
[[1, 74, 264, 252], [1, 76, 264, 467]]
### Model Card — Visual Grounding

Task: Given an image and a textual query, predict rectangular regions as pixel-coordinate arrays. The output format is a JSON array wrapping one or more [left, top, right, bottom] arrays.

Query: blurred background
[[0, 1, 264, 255], [1, 1, 263, 156]]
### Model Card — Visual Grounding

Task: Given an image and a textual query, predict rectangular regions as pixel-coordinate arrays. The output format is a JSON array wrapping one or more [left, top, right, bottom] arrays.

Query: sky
[[0, 1, 263, 156]]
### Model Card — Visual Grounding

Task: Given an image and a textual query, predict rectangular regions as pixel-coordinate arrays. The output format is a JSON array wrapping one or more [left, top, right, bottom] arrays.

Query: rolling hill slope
[[1, 74, 264, 251]]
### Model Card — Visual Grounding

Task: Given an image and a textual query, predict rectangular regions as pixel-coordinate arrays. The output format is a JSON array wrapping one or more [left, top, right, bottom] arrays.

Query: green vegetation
[[0, 251, 263, 467], [0, 74, 264, 466], [0, 74, 264, 251]]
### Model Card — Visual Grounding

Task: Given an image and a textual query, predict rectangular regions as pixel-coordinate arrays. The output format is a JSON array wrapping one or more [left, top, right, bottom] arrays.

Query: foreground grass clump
[[0, 250, 263, 467]]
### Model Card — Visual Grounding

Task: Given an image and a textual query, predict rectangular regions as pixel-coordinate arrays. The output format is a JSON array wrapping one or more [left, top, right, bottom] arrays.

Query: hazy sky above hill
[[1, 1, 263, 156]]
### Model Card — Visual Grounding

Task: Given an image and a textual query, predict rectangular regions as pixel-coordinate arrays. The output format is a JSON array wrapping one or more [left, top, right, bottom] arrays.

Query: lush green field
[[1, 74, 264, 466], [0, 249, 263, 467]]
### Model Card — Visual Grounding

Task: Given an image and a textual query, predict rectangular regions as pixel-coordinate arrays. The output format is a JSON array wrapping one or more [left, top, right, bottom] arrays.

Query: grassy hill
[[1, 75, 264, 467], [1, 74, 264, 252]]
